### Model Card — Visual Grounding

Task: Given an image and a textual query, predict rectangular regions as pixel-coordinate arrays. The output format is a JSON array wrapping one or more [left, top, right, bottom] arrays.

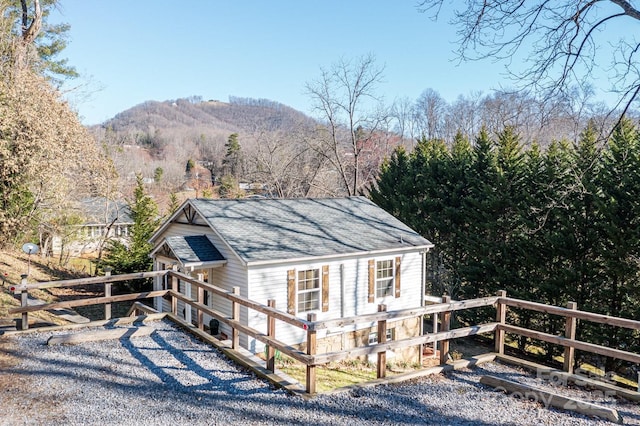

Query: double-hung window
[[376, 259, 394, 298], [297, 269, 320, 312]]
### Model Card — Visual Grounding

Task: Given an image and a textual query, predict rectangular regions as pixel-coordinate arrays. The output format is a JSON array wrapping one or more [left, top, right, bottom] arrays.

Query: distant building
[[51, 198, 133, 257]]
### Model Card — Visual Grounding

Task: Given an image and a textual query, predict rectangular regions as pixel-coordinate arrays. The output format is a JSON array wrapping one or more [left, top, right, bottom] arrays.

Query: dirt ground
[[0, 250, 134, 326]]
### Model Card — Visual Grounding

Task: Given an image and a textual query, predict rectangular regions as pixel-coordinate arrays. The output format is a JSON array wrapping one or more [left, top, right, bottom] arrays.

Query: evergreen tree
[[568, 123, 603, 311], [223, 133, 241, 178], [166, 192, 180, 216], [7, 0, 79, 82], [439, 132, 474, 298], [369, 120, 640, 367], [369, 146, 413, 222], [185, 159, 195, 177], [492, 126, 526, 292], [460, 127, 498, 299], [153, 167, 164, 183], [595, 118, 640, 367], [101, 175, 160, 291]]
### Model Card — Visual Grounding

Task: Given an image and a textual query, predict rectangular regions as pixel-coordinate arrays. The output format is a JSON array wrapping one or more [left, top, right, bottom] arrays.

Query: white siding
[[152, 214, 426, 356], [246, 250, 425, 353]]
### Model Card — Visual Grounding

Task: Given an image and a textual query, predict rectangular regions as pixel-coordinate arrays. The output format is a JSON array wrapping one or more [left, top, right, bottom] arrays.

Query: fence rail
[[7, 271, 640, 395]]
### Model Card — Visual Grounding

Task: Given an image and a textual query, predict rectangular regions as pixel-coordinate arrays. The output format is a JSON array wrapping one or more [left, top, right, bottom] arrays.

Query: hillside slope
[[97, 96, 317, 138], [88, 96, 325, 198], [0, 251, 88, 325]]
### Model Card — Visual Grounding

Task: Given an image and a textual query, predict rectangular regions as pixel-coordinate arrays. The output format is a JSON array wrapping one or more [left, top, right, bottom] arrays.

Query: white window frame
[[297, 268, 320, 313], [368, 328, 395, 345], [201, 270, 211, 306], [375, 259, 395, 298]]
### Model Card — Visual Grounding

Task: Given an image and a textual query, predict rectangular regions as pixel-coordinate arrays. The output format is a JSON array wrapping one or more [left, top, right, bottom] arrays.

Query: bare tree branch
[[416, 0, 640, 120]]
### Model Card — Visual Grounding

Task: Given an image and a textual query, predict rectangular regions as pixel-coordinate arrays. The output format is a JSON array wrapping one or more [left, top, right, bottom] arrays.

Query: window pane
[[298, 269, 320, 291], [297, 290, 319, 312], [377, 260, 393, 279], [376, 278, 393, 298]]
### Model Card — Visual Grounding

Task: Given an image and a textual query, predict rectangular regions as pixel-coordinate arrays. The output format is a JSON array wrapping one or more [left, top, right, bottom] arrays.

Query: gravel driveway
[[0, 320, 637, 425]]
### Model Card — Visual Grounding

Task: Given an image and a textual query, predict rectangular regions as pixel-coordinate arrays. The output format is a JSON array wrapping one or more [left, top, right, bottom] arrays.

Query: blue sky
[[49, 1, 543, 125]]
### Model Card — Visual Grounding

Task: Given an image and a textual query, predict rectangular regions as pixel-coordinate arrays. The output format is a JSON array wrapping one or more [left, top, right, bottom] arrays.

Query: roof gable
[[186, 196, 432, 264]]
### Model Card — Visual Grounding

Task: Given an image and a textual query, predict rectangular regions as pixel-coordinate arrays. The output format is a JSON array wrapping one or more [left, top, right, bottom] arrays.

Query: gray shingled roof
[[164, 235, 225, 265], [189, 196, 433, 264], [79, 197, 133, 225]]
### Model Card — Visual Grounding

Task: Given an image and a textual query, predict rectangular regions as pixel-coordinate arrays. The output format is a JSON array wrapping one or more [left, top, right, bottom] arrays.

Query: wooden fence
[[8, 271, 640, 395]]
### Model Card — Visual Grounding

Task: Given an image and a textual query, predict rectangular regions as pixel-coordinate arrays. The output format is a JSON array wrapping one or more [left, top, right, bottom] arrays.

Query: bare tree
[[417, 1, 640, 123], [443, 91, 484, 142], [306, 54, 388, 196], [390, 96, 420, 144], [248, 129, 329, 198], [413, 88, 447, 140]]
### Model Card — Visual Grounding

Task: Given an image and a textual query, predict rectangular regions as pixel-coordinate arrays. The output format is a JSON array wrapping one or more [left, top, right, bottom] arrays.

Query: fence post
[[20, 274, 28, 330], [563, 301, 577, 374], [104, 267, 112, 320], [306, 313, 317, 395], [377, 304, 387, 379], [231, 287, 240, 350], [439, 295, 451, 365], [171, 271, 178, 316], [184, 275, 192, 324], [495, 290, 507, 355], [197, 273, 204, 331], [266, 299, 276, 372], [431, 307, 438, 358]]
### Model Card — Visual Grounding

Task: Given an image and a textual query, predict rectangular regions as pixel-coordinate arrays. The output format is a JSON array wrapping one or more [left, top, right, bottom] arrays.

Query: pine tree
[[223, 133, 241, 178], [369, 146, 413, 223], [594, 118, 640, 367], [101, 175, 160, 291], [166, 192, 180, 216], [460, 127, 498, 299]]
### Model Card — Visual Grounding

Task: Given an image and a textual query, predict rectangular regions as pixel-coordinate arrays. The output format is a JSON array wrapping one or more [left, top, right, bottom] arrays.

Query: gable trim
[[148, 199, 249, 266]]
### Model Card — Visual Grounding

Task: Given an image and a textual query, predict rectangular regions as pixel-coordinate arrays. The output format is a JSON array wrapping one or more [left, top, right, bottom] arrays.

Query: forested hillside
[[89, 96, 325, 199], [88, 88, 619, 206]]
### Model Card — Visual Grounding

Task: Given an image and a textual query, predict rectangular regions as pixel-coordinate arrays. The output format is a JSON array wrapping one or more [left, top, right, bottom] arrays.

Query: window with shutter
[[369, 257, 402, 300], [376, 259, 394, 298]]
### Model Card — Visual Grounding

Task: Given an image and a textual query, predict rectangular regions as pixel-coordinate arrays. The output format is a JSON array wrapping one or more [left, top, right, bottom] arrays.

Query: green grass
[[273, 354, 424, 392]]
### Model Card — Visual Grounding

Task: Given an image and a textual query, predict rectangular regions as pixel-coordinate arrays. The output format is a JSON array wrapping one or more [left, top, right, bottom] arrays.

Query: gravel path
[[0, 320, 637, 425]]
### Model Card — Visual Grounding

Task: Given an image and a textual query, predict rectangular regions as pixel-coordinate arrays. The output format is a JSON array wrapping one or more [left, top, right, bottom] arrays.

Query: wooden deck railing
[[8, 271, 640, 395]]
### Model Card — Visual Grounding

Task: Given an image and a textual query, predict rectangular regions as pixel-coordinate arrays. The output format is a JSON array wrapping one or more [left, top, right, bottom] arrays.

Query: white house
[[51, 197, 133, 257], [149, 196, 434, 358]]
